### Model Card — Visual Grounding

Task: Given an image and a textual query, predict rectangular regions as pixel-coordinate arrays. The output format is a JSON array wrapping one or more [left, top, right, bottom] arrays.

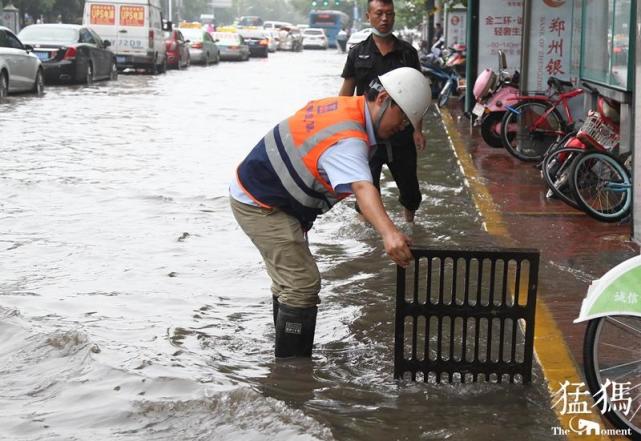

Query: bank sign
[[525, 0, 573, 92], [478, 0, 523, 72]]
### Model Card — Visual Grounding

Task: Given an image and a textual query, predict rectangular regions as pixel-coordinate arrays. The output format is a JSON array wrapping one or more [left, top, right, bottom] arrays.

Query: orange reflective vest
[[236, 96, 369, 228]]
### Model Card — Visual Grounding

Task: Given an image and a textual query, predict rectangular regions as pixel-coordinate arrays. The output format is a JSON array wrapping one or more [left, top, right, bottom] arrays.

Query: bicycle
[[541, 88, 631, 222], [500, 77, 584, 162], [575, 255, 641, 439]]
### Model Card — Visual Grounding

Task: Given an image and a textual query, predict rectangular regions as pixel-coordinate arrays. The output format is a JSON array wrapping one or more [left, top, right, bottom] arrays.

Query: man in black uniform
[[339, 0, 425, 223]]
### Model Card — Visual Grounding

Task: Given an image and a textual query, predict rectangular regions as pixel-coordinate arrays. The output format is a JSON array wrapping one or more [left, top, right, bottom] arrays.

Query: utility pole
[[168, 0, 172, 22], [425, 0, 435, 44]]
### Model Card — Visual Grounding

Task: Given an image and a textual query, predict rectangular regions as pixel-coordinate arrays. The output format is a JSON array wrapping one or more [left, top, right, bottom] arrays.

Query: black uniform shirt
[[341, 34, 421, 143], [341, 34, 421, 96]]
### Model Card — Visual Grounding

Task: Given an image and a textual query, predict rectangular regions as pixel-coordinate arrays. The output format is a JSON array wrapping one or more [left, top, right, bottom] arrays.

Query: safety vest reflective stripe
[[298, 120, 366, 156]]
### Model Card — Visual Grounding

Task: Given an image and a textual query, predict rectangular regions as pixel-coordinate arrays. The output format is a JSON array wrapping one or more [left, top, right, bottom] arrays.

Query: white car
[[0, 26, 44, 97], [346, 28, 372, 51], [302, 28, 328, 50]]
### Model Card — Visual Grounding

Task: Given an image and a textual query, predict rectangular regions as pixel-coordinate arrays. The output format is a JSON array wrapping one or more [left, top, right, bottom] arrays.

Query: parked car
[[0, 26, 44, 97], [164, 29, 190, 69], [178, 27, 219, 65], [346, 27, 372, 51], [263, 20, 293, 31], [238, 28, 269, 58], [18, 23, 117, 84], [277, 25, 303, 51], [212, 32, 250, 61], [82, 0, 167, 74], [302, 28, 328, 50]]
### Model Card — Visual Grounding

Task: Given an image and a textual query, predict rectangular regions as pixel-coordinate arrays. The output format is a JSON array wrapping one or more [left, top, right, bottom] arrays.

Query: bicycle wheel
[[541, 147, 584, 209], [584, 316, 641, 439], [501, 100, 565, 162], [569, 151, 632, 222]]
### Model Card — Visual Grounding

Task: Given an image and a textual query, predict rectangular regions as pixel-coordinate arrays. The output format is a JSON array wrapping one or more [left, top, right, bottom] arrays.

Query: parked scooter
[[419, 38, 462, 107], [472, 50, 520, 148], [444, 43, 466, 78]]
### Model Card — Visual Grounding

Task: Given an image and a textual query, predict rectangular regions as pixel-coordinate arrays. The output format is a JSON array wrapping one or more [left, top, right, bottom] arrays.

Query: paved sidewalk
[[440, 106, 639, 440]]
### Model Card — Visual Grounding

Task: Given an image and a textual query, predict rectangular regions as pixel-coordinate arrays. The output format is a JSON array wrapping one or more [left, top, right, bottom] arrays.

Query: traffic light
[[334, 0, 340, 5], [312, 0, 317, 5], [322, 0, 328, 6]]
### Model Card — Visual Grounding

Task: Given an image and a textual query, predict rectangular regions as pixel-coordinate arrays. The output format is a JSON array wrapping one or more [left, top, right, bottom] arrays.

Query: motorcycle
[[444, 43, 466, 78], [419, 38, 463, 108], [472, 50, 520, 148]]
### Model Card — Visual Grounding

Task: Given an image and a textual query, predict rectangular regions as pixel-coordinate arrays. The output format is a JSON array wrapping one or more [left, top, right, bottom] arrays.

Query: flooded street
[[1, 50, 559, 440]]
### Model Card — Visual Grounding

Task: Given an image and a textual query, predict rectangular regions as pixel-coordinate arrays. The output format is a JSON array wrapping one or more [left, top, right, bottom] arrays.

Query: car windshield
[[19, 26, 79, 43], [178, 29, 203, 41], [303, 29, 324, 36]]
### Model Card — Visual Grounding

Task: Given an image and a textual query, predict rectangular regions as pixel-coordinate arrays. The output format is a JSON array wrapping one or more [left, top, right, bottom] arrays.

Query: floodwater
[[0, 49, 560, 440]]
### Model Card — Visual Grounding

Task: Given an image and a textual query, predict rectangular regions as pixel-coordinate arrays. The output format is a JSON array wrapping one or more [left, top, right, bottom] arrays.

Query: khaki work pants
[[230, 197, 321, 309]]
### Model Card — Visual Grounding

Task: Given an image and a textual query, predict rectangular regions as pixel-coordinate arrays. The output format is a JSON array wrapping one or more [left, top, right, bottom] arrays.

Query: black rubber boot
[[272, 296, 279, 327], [274, 303, 317, 358]]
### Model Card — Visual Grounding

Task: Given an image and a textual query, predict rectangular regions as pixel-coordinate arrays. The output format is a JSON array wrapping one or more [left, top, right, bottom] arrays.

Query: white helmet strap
[[374, 96, 392, 137]]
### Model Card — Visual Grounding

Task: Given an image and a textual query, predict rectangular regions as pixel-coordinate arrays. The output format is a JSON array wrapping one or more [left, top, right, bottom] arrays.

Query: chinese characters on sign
[[120, 6, 145, 27], [478, 1, 523, 72], [90, 4, 115, 26], [525, 0, 573, 92]]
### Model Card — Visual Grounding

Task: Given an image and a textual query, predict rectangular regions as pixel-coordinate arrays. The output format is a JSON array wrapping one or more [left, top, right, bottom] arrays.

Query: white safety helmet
[[379, 67, 432, 130]]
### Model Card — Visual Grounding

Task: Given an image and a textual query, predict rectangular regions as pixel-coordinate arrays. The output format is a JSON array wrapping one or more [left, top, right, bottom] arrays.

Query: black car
[[238, 29, 269, 58], [18, 24, 117, 84]]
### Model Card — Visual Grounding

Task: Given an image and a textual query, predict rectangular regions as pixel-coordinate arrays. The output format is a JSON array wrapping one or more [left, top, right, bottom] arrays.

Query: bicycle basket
[[576, 110, 620, 151]]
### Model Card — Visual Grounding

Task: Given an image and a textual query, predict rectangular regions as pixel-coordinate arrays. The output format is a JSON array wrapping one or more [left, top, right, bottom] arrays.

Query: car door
[[89, 28, 113, 78], [1, 29, 31, 90], [203, 32, 215, 61], [175, 30, 187, 63]]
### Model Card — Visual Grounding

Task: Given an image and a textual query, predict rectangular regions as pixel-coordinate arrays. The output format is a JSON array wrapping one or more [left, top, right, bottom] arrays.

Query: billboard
[[478, 1, 524, 72], [525, 0, 574, 92], [210, 0, 232, 7]]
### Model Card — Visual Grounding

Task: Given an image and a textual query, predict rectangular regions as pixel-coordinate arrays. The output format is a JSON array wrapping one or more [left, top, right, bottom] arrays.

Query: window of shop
[[580, 0, 635, 91]]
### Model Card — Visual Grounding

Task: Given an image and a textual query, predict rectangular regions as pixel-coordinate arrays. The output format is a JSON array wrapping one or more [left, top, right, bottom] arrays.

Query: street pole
[[168, 0, 172, 22], [425, 0, 434, 45]]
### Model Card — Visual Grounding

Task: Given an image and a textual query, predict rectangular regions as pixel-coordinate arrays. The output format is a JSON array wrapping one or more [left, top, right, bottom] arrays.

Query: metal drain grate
[[394, 248, 539, 384]]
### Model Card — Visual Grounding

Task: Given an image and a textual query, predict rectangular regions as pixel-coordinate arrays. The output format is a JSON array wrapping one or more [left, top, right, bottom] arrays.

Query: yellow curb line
[[440, 108, 617, 441]]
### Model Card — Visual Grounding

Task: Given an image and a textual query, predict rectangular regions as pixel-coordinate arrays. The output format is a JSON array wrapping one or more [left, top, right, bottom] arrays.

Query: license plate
[[472, 103, 486, 117], [116, 56, 126, 64], [34, 51, 49, 61]]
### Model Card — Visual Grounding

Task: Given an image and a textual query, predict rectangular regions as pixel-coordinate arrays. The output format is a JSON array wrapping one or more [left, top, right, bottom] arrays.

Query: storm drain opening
[[394, 248, 539, 384]]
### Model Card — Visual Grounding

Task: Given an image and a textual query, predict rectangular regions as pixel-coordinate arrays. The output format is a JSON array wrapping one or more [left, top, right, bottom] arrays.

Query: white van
[[82, 0, 167, 73]]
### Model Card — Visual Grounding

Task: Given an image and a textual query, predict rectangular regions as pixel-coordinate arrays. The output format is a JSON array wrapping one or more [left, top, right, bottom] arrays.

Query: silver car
[[178, 28, 220, 65], [0, 26, 44, 97]]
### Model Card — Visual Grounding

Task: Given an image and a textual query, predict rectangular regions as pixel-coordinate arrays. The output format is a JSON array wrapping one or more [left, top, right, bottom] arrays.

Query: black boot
[[275, 303, 317, 358], [272, 296, 279, 327]]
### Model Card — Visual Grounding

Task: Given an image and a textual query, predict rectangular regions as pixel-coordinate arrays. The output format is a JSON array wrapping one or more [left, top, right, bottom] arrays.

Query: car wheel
[[32, 69, 44, 95], [0, 72, 8, 98], [85, 62, 94, 85], [109, 60, 118, 80]]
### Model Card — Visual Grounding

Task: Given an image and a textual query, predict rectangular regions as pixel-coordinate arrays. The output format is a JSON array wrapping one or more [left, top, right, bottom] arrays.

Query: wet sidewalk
[[439, 105, 639, 439]]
